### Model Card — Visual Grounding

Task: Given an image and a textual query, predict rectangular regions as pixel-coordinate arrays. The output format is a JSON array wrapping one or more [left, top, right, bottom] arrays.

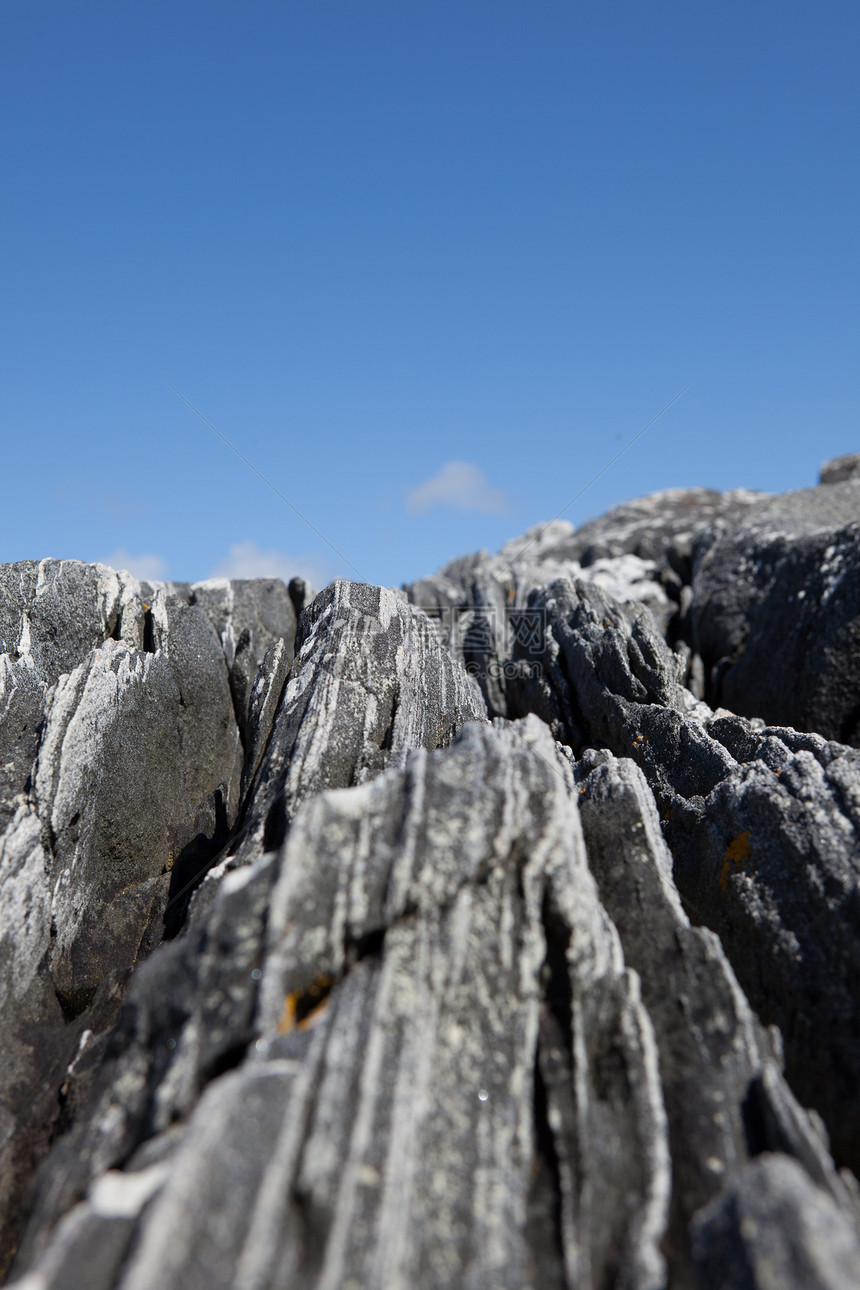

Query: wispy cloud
[[406, 461, 508, 516], [102, 548, 168, 581], [209, 540, 329, 589]]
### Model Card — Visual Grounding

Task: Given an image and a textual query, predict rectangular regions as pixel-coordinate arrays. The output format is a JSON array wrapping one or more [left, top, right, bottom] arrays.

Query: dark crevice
[[348, 925, 386, 966], [262, 786, 289, 854], [839, 698, 860, 746], [163, 790, 231, 939], [109, 610, 123, 642], [53, 984, 97, 1024], [549, 646, 589, 755], [288, 576, 311, 621], [741, 1075, 771, 1158], [289, 1183, 330, 1287], [380, 689, 399, 752], [142, 606, 156, 653], [525, 1049, 567, 1290], [201, 1039, 249, 1084], [288, 976, 335, 1029], [540, 893, 574, 1054]]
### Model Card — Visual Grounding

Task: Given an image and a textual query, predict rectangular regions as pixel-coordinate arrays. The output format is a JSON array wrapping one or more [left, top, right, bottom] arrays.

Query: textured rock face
[[3, 462, 860, 1290], [820, 452, 860, 486], [234, 578, 487, 861], [692, 1155, 860, 1290], [689, 481, 860, 741], [0, 563, 272, 1269], [406, 477, 860, 745]]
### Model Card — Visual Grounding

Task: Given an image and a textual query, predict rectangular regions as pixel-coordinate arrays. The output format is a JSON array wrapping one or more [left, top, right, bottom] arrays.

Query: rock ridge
[[1, 456, 859, 1289]]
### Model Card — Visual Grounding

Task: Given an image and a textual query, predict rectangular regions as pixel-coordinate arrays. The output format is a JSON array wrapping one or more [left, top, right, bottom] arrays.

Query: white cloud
[[406, 461, 508, 516], [102, 548, 168, 581], [209, 540, 329, 589]]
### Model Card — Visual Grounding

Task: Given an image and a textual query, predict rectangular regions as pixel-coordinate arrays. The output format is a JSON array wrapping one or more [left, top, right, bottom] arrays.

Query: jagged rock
[[158, 577, 297, 737], [820, 452, 860, 485], [520, 488, 763, 572], [12, 713, 858, 1290], [404, 521, 678, 715], [692, 1154, 860, 1290], [690, 478, 860, 741], [670, 728, 860, 1175], [234, 579, 487, 859], [4, 464, 860, 1289], [0, 563, 257, 1272], [507, 575, 729, 805], [11, 719, 673, 1290], [503, 573, 860, 1173], [575, 751, 858, 1282], [0, 561, 147, 685]]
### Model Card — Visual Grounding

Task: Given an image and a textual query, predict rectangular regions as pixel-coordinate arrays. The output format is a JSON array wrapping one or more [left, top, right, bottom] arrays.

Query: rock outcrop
[[2, 456, 859, 1290], [0, 564, 289, 1269]]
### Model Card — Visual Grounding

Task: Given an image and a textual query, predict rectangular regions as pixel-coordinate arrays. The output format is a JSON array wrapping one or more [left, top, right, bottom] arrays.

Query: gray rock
[[406, 473, 860, 730], [820, 452, 860, 485], [521, 487, 763, 573], [507, 574, 730, 808], [169, 577, 297, 736], [0, 560, 147, 686], [669, 733, 860, 1175], [692, 1154, 860, 1290], [234, 579, 487, 859], [0, 565, 244, 1273], [690, 479, 860, 742], [11, 719, 672, 1290], [404, 520, 682, 714], [504, 573, 860, 1173], [576, 751, 857, 1283], [5, 470, 860, 1289]]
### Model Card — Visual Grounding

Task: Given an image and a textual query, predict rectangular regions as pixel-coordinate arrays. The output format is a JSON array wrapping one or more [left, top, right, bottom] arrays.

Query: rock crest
[[2, 462, 859, 1289]]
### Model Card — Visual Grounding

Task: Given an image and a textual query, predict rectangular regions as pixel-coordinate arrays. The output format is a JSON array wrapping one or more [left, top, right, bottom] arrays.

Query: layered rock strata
[[2, 458, 859, 1290]]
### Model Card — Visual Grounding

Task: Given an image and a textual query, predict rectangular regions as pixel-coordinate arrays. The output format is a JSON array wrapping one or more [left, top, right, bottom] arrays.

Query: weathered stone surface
[[517, 487, 763, 572], [820, 452, 860, 485], [0, 564, 247, 1273], [407, 474, 860, 729], [669, 729, 860, 1176], [575, 750, 858, 1282], [5, 463, 860, 1289], [501, 572, 860, 1176], [0, 561, 146, 686], [12, 720, 672, 1290], [234, 579, 487, 859], [165, 577, 297, 736], [692, 1154, 860, 1290], [507, 575, 728, 806], [404, 520, 680, 714], [690, 479, 860, 741]]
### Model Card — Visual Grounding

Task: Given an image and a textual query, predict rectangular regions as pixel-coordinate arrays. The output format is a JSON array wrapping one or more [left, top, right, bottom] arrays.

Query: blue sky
[[1, 2, 857, 588]]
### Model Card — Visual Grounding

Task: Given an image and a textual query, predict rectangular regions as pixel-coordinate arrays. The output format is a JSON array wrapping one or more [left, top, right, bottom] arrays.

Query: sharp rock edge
[[0, 456, 858, 1290]]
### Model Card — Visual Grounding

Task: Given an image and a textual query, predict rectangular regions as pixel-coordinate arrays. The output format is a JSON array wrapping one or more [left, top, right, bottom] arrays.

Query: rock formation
[[1, 457, 858, 1289]]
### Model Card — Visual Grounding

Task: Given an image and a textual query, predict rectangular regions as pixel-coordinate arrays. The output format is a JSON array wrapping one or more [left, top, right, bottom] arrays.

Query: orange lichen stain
[[719, 831, 751, 891], [603, 619, 612, 629], [632, 735, 651, 748], [142, 602, 151, 612], [277, 975, 333, 1035]]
